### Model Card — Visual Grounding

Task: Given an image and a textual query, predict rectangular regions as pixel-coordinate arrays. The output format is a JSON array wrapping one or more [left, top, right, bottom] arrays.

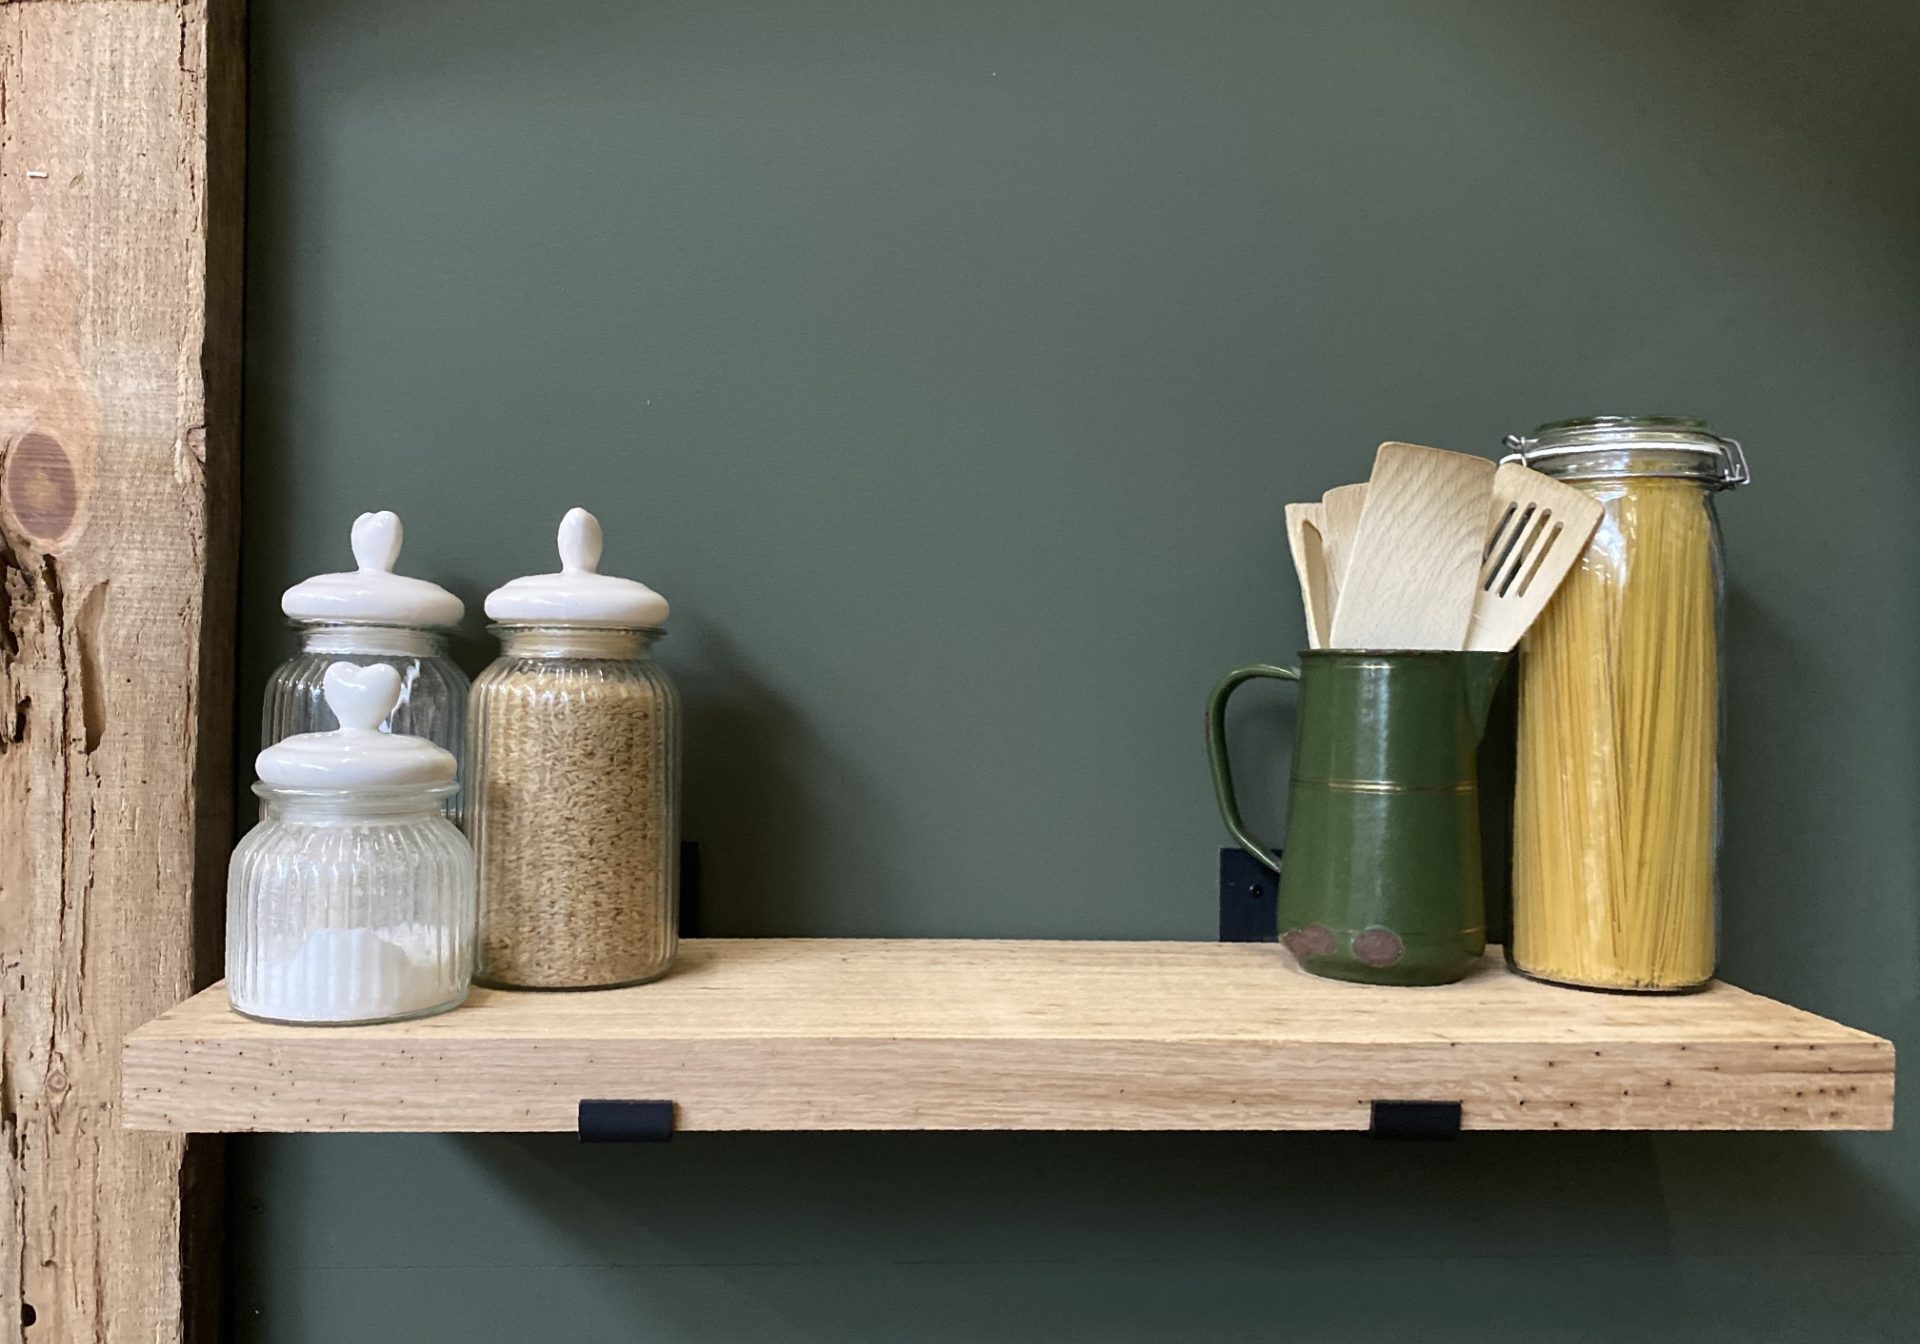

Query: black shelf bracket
[[1218, 847, 1280, 943], [1369, 1100, 1462, 1140], [678, 840, 703, 936], [578, 1099, 676, 1143]]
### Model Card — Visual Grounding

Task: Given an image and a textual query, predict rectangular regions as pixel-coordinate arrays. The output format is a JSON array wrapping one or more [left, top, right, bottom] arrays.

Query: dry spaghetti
[[1511, 475, 1720, 991]]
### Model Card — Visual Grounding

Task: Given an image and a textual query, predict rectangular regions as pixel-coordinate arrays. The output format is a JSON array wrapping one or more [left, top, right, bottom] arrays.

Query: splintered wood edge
[[120, 941, 1894, 1134]]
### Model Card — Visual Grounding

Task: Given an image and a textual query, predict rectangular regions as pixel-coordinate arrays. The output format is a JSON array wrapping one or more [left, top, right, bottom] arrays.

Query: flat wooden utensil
[[1464, 462, 1605, 652], [1284, 502, 1332, 648], [1317, 483, 1368, 607], [1327, 442, 1497, 650]]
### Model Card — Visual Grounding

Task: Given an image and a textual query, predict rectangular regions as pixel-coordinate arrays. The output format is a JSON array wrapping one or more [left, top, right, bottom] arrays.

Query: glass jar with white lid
[[466, 508, 681, 989], [263, 510, 469, 815], [227, 662, 475, 1025]]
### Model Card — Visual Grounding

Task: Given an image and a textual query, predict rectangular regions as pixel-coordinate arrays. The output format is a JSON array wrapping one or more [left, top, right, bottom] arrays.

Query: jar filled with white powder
[[228, 662, 475, 1024]]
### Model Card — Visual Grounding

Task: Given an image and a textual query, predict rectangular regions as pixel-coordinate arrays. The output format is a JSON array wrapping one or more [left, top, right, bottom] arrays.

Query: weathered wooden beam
[[1, 2, 242, 1341]]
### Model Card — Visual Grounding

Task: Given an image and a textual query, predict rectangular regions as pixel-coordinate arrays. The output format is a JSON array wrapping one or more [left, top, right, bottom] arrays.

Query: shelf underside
[[122, 938, 1893, 1134]]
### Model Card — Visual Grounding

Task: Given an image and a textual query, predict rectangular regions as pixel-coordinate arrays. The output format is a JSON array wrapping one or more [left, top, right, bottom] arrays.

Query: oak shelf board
[[122, 938, 1893, 1134]]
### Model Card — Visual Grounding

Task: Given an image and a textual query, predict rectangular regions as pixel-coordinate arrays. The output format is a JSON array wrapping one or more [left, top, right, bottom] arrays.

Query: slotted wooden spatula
[[1327, 442, 1497, 650], [1464, 462, 1605, 652], [1284, 502, 1332, 648]]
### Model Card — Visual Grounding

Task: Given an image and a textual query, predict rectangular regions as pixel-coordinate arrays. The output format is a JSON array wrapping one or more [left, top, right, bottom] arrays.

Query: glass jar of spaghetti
[[1502, 417, 1748, 992]]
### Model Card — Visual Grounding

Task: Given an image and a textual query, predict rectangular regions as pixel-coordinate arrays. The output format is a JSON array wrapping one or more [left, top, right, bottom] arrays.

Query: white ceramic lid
[[484, 508, 670, 628], [281, 511, 465, 627], [256, 663, 457, 789]]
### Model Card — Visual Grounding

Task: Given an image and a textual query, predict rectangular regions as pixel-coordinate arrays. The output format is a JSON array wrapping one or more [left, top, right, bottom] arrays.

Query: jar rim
[[289, 616, 455, 634], [1502, 415, 1749, 488], [486, 623, 664, 660], [487, 621, 665, 636], [252, 780, 459, 805]]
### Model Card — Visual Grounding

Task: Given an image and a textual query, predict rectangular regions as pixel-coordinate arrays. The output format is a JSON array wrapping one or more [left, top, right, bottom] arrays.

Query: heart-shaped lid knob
[[255, 662, 457, 789], [484, 507, 670, 628], [281, 510, 465, 627], [326, 661, 402, 732]]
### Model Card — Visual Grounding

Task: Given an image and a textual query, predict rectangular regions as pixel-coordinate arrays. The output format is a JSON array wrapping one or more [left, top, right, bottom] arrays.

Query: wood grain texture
[[0, 3, 242, 1341], [1328, 443, 1495, 649], [122, 939, 1893, 1134], [1317, 482, 1367, 612]]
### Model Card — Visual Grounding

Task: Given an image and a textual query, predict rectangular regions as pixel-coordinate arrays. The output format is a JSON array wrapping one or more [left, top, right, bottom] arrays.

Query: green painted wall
[[238, 1, 1920, 1338]]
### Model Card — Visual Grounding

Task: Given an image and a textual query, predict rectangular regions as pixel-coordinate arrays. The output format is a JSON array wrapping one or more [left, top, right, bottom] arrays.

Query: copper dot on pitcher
[[1352, 927, 1405, 967], [4, 432, 78, 542], [1297, 924, 1337, 957]]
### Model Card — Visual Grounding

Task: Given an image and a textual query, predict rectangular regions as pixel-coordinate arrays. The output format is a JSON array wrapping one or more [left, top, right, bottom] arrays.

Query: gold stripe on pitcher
[[1293, 777, 1477, 795]]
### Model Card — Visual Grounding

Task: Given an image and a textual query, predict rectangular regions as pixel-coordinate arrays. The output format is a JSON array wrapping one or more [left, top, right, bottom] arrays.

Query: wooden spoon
[[1284, 503, 1332, 648], [1327, 442, 1496, 650], [1464, 462, 1605, 652]]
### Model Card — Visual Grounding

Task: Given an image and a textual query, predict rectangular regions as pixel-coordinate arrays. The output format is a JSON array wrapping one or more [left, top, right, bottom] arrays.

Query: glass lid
[[1502, 416, 1749, 487]]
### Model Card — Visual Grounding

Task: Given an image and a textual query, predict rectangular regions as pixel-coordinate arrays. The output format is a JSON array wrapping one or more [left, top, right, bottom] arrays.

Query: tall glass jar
[[228, 663, 475, 1025], [264, 511, 468, 815], [467, 509, 681, 989], [1504, 416, 1748, 991]]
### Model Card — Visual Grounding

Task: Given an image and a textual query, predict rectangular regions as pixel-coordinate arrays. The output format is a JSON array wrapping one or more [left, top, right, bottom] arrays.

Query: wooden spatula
[[1327, 442, 1497, 650], [1464, 462, 1605, 652], [1318, 483, 1368, 607], [1284, 503, 1332, 648]]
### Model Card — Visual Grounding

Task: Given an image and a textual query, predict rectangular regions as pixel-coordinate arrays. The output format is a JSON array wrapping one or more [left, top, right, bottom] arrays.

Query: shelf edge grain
[[120, 939, 1895, 1134]]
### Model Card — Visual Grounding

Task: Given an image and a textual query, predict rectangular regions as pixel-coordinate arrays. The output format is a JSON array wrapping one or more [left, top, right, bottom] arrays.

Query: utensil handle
[[1205, 664, 1299, 877]]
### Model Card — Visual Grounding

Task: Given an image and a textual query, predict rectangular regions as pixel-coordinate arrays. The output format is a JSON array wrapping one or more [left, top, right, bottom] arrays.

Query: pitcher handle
[[1205, 664, 1299, 877]]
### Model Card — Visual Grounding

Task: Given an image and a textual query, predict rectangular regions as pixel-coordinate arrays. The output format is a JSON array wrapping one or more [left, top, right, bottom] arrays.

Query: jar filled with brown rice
[[467, 507, 681, 988]]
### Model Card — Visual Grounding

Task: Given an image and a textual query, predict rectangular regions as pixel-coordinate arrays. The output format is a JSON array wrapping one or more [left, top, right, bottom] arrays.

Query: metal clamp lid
[[1502, 415, 1749, 488]]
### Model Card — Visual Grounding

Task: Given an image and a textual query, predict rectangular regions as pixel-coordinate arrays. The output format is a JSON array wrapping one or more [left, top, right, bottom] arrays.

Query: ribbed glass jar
[[466, 625, 681, 989], [1504, 416, 1746, 992], [226, 783, 475, 1024], [263, 622, 469, 817]]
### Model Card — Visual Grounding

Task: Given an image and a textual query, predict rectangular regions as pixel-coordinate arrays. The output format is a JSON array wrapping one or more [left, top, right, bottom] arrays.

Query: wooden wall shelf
[[122, 938, 1893, 1134]]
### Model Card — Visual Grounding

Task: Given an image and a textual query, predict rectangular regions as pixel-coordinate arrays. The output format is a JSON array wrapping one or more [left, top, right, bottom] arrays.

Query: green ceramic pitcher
[[1206, 650, 1509, 986]]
